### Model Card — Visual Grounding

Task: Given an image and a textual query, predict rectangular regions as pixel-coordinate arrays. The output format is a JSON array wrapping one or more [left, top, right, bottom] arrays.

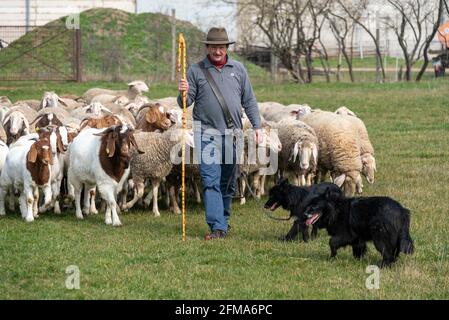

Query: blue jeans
[[196, 133, 237, 233]]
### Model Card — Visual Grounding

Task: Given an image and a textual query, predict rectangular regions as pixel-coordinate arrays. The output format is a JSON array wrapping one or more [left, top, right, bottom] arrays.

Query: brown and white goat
[[0, 134, 53, 221], [68, 125, 143, 226]]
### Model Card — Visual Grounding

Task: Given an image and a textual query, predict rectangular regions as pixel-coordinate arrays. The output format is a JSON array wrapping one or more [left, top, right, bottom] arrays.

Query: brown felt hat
[[200, 27, 235, 45]]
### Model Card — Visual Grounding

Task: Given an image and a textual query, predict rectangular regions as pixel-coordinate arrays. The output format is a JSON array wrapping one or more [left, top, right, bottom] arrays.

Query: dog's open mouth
[[305, 212, 321, 226], [264, 202, 279, 211]]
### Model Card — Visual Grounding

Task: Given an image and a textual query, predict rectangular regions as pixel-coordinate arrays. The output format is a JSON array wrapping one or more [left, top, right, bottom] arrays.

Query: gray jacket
[[177, 55, 261, 133]]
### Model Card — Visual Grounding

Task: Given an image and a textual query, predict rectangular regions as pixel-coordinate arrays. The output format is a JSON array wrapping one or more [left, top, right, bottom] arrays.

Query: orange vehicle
[[432, 21, 449, 77]]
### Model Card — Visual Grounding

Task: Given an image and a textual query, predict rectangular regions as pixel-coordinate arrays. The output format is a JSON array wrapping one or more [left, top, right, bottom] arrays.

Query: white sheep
[[0, 141, 9, 174], [2, 105, 37, 145], [302, 111, 363, 196], [82, 81, 149, 104], [122, 128, 194, 216], [260, 102, 312, 122], [238, 122, 283, 204], [277, 118, 319, 186], [335, 106, 357, 117], [334, 108, 376, 186]]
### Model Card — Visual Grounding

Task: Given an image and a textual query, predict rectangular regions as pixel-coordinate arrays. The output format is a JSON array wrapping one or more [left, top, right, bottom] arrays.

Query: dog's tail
[[399, 208, 414, 255]]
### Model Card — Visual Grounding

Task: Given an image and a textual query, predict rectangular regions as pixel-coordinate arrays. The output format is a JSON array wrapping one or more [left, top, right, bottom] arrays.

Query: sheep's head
[[166, 109, 182, 125], [84, 102, 111, 116], [291, 104, 312, 119], [128, 80, 149, 94], [3, 111, 29, 143], [113, 96, 130, 106], [291, 141, 318, 171], [335, 106, 356, 117], [40, 91, 66, 109], [361, 153, 376, 184]]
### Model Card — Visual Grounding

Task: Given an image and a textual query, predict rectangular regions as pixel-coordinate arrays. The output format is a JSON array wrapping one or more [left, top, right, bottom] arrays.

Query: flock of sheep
[[0, 80, 375, 226]]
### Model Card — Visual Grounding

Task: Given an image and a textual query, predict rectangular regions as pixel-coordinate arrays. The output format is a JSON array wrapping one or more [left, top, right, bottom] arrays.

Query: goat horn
[[30, 114, 45, 125], [137, 103, 154, 114]]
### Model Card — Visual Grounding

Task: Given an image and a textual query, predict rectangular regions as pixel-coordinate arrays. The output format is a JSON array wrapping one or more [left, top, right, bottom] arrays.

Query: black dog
[[264, 178, 342, 242], [301, 187, 414, 267]]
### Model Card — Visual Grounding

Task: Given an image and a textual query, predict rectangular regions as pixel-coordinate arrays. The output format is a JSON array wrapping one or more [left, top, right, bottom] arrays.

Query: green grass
[[1, 79, 449, 299]]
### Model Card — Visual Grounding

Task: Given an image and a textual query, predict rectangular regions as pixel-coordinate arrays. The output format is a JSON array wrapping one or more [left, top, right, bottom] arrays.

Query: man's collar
[[201, 55, 235, 68]]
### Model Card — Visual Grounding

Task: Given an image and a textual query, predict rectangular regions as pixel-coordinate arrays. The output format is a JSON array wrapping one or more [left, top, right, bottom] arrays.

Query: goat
[[67, 125, 143, 226], [0, 134, 53, 221]]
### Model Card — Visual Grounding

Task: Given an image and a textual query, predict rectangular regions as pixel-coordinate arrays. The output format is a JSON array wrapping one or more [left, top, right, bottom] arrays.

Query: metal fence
[[0, 26, 80, 81]]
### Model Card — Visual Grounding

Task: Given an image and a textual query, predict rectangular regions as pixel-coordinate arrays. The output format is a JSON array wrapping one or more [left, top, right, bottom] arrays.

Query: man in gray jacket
[[178, 27, 262, 240]]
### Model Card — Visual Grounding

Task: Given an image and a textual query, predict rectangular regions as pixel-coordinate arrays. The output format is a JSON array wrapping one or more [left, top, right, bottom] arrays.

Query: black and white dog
[[301, 187, 414, 267], [264, 178, 342, 242]]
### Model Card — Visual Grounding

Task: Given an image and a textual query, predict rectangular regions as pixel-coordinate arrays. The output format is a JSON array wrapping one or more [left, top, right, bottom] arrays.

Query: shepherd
[[177, 27, 263, 240]]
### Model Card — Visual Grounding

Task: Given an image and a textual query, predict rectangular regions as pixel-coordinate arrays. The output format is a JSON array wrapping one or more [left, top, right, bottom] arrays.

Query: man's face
[[207, 44, 227, 62]]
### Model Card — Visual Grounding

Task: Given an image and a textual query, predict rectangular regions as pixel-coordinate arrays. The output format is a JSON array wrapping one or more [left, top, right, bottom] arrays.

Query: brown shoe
[[205, 230, 227, 240]]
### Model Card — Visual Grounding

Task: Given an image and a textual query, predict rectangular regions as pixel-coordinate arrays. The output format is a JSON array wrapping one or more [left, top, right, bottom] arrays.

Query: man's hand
[[178, 79, 189, 93], [254, 128, 263, 145]]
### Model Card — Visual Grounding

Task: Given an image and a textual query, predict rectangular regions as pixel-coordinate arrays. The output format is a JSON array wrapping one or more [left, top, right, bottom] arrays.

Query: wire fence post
[[75, 28, 82, 82], [171, 9, 176, 82]]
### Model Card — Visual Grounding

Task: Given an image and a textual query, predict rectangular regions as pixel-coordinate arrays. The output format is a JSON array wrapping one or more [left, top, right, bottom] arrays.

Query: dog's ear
[[324, 187, 332, 199], [280, 177, 288, 186]]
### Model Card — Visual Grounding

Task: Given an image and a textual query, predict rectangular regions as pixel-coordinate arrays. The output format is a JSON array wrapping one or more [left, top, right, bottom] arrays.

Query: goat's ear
[[27, 144, 38, 163], [48, 149, 54, 165], [106, 132, 117, 157], [2, 116, 10, 127], [56, 133, 65, 154], [57, 98, 68, 107], [145, 109, 157, 124]]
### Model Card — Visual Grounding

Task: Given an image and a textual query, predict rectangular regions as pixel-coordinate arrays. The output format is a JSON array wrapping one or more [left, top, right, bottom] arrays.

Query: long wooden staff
[[177, 33, 187, 241]]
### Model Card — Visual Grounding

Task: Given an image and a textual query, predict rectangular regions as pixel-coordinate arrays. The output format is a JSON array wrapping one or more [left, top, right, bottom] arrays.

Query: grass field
[[0, 79, 448, 299]]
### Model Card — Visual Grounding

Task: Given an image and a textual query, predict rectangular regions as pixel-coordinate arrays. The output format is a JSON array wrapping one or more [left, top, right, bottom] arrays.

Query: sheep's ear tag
[[36, 127, 40, 132]]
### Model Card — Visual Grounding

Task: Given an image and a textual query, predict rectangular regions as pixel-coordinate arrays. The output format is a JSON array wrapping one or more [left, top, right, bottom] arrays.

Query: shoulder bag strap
[[199, 61, 235, 129]]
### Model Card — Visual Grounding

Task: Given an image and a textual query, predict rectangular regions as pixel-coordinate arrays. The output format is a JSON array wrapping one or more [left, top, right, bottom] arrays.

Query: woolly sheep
[[335, 106, 356, 117], [302, 111, 363, 196], [277, 118, 319, 186], [122, 128, 194, 216], [336, 111, 376, 185], [82, 80, 149, 103]]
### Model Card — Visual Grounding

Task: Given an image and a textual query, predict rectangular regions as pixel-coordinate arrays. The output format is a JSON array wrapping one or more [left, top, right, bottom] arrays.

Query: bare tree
[[326, 7, 356, 82], [416, 0, 445, 81], [337, 0, 386, 82], [383, 0, 439, 81], [227, 0, 330, 83]]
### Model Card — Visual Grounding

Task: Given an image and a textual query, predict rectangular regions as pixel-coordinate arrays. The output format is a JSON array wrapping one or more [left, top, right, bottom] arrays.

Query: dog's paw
[[278, 235, 293, 242]]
